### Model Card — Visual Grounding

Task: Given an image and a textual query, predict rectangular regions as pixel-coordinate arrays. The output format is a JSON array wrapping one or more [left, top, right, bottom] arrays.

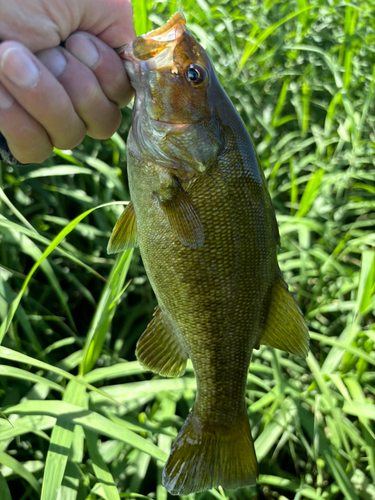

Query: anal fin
[[261, 275, 309, 358], [107, 201, 137, 254], [136, 306, 188, 377]]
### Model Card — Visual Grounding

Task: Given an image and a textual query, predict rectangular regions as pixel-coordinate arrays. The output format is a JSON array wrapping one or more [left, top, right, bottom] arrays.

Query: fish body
[[109, 12, 309, 495]]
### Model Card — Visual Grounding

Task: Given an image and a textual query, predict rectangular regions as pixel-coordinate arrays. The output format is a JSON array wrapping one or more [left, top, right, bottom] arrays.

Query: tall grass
[[0, 0, 374, 499]]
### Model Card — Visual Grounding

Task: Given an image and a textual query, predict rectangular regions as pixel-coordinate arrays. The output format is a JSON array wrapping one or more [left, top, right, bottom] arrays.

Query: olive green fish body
[[109, 12, 309, 495], [128, 110, 277, 422]]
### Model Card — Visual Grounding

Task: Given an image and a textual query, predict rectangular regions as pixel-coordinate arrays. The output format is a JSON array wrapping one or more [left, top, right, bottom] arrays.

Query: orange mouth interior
[[133, 12, 187, 60]]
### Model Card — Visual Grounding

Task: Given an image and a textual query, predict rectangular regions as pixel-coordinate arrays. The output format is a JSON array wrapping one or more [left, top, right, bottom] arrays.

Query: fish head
[[121, 12, 224, 176]]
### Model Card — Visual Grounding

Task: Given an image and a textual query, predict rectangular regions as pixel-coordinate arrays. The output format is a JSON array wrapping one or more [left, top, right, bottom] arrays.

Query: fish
[[109, 12, 309, 496]]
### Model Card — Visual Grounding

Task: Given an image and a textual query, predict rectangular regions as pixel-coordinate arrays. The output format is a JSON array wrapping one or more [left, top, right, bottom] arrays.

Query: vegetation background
[[0, 0, 375, 498]]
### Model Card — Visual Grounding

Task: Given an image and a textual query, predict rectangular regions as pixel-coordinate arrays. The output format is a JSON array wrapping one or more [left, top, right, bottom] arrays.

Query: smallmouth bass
[[109, 12, 309, 495]]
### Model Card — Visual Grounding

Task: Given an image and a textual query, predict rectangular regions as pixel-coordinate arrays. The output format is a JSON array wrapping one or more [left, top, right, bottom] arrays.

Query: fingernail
[[37, 48, 67, 77], [0, 85, 14, 110], [0, 47, 40, 89], [66, 34, 100, 69]]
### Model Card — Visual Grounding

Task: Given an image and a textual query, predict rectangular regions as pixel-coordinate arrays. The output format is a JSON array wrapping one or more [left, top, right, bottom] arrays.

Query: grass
[[0, 0, 375, 498]]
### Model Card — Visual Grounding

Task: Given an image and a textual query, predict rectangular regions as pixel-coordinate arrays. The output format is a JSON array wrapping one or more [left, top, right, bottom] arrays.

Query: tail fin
[[162, 409, 257, 495]]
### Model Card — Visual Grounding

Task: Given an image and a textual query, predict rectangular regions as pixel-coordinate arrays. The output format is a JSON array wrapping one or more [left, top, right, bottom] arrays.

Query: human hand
[[0, 0, 135, 164]]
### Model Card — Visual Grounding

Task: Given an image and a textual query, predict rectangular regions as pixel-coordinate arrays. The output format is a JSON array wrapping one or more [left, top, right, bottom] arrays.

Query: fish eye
[[185, 64, 206, 86]]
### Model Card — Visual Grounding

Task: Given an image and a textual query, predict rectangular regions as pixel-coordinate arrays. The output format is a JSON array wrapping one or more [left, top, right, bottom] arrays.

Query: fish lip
[[120, 42, 137, 63]]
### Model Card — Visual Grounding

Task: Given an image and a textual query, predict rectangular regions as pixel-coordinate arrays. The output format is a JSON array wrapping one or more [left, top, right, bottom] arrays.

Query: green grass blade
[[5, 400, 167, 462], [309, 332, 375, 366], [20, 166, 93, 180], [132, 0, 152, 36], [0, 201, 127, 343], [85, 430, 121, 500], [324, 452, 359, 500], [0, 217, 106, 282], [2, 224, 76, 332], [82, 361, 146, 384], [41, 381, 86, 500], [345, 377, 375, 440], [52, 148, 84, 165], [238, 7, 313, 70], [257, 475, 324, 500], [80, 250, 133, 375], [356, 250, 375, 314], [321, 324, 360, 374], [343, 402, 375, 420], [89, 377, 197, 406], [0, 471, 12, 500], [0, 415, 55, 442], [289, 44, 343, 88], [0, 279, 42, 352], [0, 187, 37, 233], [0, 346, 122, 406], [41, 422, 74, 499], [296, 169, 324, 217], [0, 365, 64, 393], [255, 399, 297, 462], [73, 153, 127, 197], [0, 450, 41, 494], [343, 5, 357, 90]]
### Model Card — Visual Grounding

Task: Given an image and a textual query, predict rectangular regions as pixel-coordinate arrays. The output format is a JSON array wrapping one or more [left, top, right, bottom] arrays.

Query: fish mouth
[[142, 12, 187, 42], [118, 12, 187, 65]]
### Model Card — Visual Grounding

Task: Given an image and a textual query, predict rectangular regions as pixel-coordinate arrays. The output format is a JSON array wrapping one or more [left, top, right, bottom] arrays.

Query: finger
[[0, 41, 86, 150], [0, 82, 53, 164], [79, 0, 136, 48], [37, 46, 122, 139], [65, 32, 133, 108]]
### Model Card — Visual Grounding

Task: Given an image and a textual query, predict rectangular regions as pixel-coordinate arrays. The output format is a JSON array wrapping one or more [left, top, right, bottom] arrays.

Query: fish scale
[[108, 11, 309, 495]]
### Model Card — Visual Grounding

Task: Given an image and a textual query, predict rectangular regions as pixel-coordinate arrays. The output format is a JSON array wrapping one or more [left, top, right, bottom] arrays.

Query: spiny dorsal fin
[[136, 306, 188, 377], [107, 201, 137, 254], [158, 176, 204, 249], [261, 275, 309, 358]]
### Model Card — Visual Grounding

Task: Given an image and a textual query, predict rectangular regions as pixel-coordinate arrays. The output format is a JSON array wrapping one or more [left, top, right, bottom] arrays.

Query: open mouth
[[118, 12, 187, 64], [142, 12, 187, 42]]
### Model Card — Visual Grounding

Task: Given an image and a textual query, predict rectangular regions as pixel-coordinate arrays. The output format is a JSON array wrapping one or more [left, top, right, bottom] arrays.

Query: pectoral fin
[[107, 201, 137, 254], [261, 275, 309, 357], [136, 306, 188, 377], [158, 176, 204, 249]]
